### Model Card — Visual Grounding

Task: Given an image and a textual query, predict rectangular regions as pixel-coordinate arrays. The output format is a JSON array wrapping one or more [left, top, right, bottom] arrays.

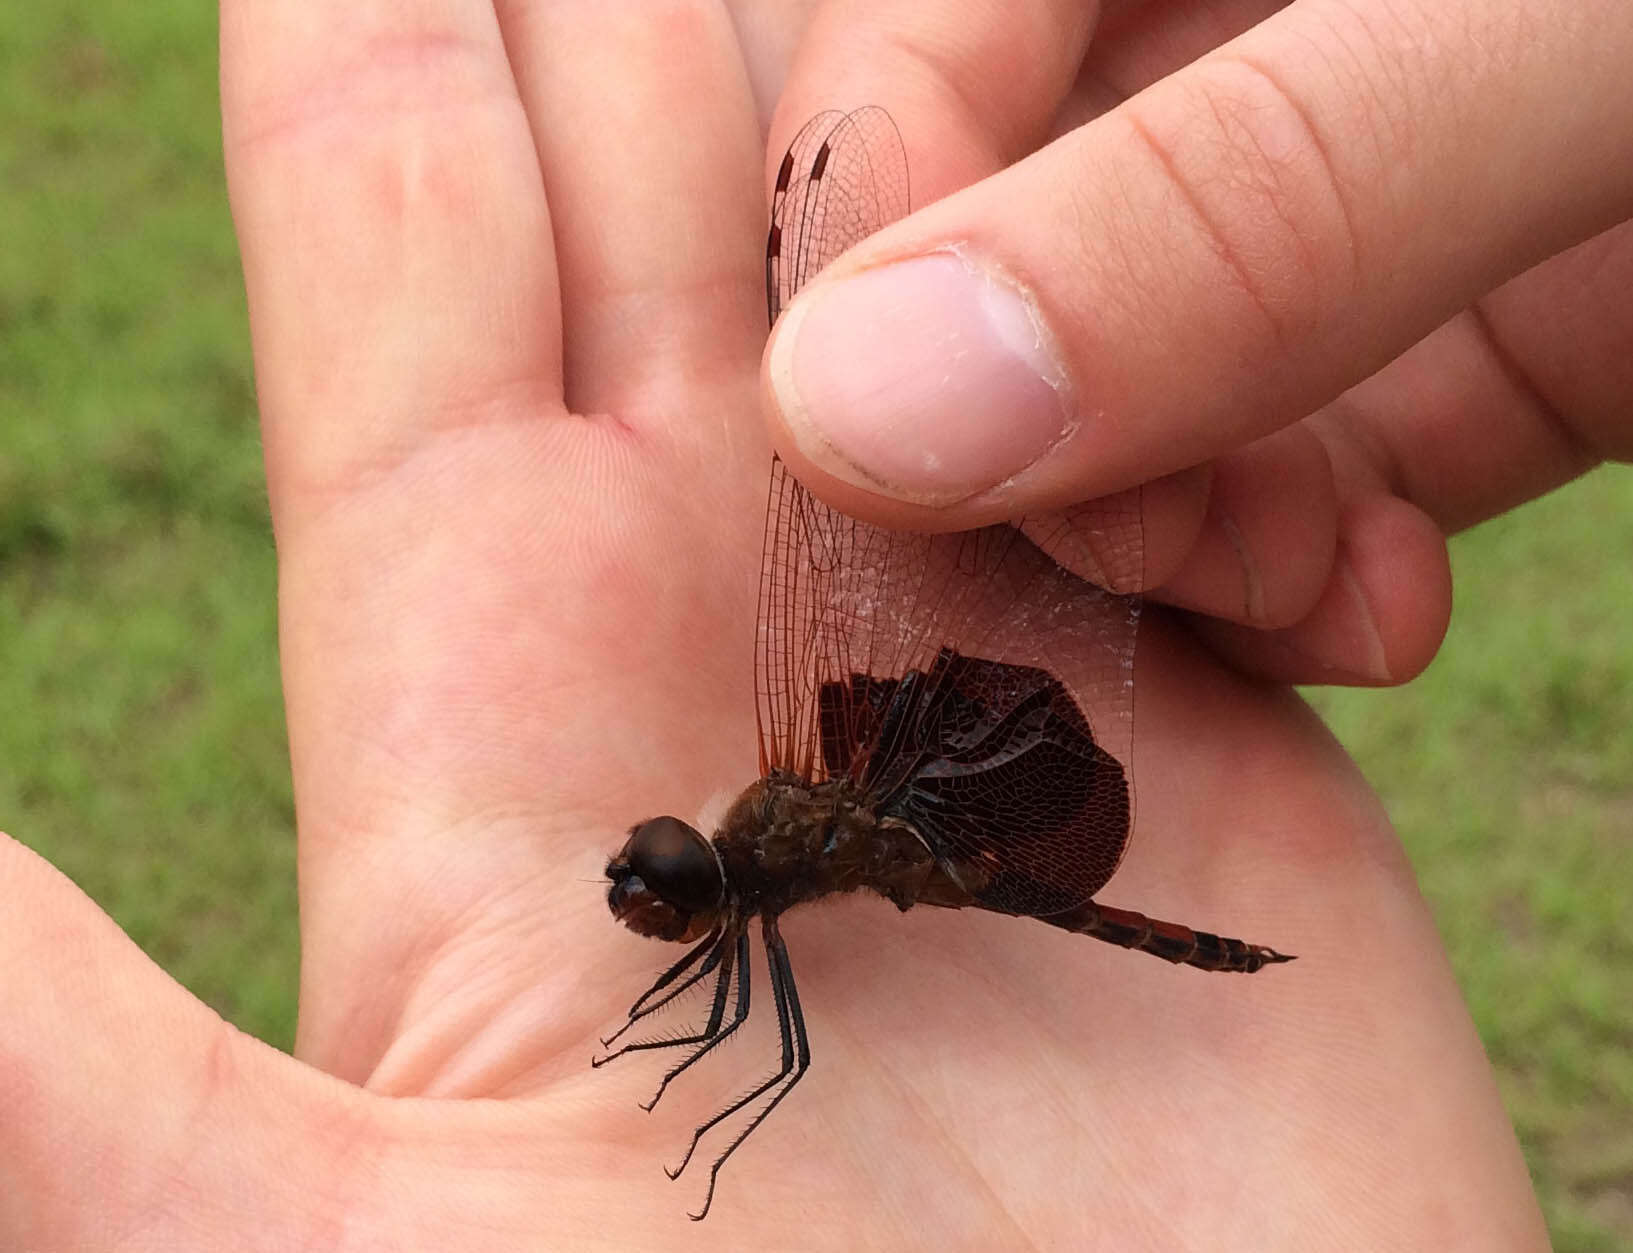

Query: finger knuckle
[[1121, 56, 1363, 352]]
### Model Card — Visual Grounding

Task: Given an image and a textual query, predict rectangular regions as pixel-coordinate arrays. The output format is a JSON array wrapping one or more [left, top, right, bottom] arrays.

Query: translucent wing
[[757, 110, 1143, 915]]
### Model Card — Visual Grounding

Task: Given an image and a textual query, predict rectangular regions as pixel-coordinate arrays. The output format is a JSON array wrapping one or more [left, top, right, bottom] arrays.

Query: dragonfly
[[594, 107, 1294, 1221]]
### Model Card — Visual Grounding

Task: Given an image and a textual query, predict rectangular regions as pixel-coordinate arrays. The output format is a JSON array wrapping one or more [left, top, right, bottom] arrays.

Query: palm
[[2, 5, 1547, 1250]]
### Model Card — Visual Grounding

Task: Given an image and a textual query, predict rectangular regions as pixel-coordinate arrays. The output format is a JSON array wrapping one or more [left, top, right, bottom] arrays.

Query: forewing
[[765, 107, 909, 328], [757, 111, 1143, 912]]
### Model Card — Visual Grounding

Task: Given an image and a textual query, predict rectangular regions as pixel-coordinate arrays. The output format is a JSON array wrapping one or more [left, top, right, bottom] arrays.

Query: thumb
[[762, 4, 1633, 523]]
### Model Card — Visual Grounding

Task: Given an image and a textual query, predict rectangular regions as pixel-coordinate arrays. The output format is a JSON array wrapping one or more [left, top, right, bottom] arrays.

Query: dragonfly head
[[606, 816, 725, 942]]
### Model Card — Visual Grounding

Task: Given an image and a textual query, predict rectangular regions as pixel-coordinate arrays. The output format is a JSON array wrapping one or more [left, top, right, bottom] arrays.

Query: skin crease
[[16, 0, 1633, 1245]]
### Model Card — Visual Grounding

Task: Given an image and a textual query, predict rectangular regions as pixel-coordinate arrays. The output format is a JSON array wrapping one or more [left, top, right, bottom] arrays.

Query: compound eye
[[626, 816, 722, 914]]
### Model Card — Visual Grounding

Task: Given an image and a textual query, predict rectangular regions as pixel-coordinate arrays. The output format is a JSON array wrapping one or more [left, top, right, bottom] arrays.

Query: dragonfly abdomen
[[1044, 900, 1295, 973]]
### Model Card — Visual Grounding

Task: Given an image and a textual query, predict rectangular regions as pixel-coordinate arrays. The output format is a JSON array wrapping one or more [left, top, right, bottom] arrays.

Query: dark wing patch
[[865, 650, 1131, 915]]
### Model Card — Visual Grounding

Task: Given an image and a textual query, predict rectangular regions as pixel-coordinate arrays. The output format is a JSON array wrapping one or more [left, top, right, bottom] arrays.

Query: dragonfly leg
[[1052, 900, 1295, 973], [630, 927, 722, 1018], [639, 929, 754, 1112], [599, 927, 725, 1051], [668, 914, 811, 1221], [593, 928, 736, 1066]]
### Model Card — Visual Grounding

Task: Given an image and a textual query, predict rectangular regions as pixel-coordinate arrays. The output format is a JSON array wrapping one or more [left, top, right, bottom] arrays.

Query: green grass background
[[3, 6, 1629, 1247]]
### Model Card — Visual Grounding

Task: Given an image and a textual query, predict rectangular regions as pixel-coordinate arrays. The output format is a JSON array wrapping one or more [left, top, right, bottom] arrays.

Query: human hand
[[763, 0, 1633, 685], [1, 2, 1545, 1248]]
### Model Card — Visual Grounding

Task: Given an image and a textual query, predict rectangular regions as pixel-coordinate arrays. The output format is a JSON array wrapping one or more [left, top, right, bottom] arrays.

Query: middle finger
[[499, 0, 767, 422]]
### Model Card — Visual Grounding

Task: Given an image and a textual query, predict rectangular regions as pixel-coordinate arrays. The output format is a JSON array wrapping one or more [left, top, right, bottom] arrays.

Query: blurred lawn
[[2, 5, 1629, 1248]]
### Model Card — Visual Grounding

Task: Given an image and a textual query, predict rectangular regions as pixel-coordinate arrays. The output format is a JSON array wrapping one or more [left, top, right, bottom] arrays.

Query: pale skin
[[11, 0, 1631, 1245]]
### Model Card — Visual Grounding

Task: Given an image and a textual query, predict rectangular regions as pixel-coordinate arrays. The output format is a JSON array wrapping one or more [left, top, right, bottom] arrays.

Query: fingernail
[[1328, 559, 1392, 682], [767, 251, 1073, 506], [1283, 557, 1393, 682]]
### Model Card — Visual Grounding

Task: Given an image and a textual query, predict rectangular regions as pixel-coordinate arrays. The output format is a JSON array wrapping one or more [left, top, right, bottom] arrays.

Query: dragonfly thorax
[[711, 774, 945, 917]]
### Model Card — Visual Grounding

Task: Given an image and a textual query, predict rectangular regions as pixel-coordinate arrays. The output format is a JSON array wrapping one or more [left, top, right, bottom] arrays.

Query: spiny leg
[[593, 929, 734, 1066], [641, 928, 753, 1112], [686, 917, 811, 1221], [601, 927, 723, 1051], [667, 916, 810, 1220], [665, 920, 792, 1185]]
